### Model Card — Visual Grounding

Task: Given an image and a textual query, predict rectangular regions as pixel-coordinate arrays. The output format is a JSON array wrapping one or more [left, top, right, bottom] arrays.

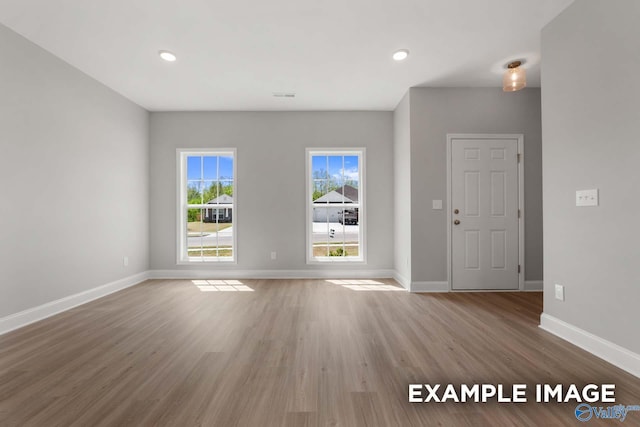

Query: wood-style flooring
[[1, 279, 639, 426]]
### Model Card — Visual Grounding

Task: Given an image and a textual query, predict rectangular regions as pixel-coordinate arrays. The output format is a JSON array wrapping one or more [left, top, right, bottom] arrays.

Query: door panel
[[464, 230, 480, 269], [464, 172, 480, 216], [451, 138, 519, 290], [490, 230, 507, 269], [490, 172, 506, 216]]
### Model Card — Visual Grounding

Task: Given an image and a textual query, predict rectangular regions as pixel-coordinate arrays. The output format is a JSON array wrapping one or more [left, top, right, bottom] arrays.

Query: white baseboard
[[0, 271, 150, 336], [393, 271, 410, 290], [524, 280, 543, 291], [540, 313, 640, 379], [411, 281, 449, 293], [149, 269, 395, 280], [407, 280, 542, 293]]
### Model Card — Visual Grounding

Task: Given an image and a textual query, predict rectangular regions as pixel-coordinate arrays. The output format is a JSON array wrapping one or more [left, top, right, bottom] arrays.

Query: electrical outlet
[[576, 189, 599, 207], [270, 251, 277, 260], [555, 284, 564, 301], [123, 256, 129, 267]]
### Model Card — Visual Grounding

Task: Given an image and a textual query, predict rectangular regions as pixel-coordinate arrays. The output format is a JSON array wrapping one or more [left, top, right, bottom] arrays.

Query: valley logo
[[575, 403, 640, 423]]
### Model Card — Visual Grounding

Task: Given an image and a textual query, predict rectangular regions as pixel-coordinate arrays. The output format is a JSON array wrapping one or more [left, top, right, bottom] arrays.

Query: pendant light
[[503, 60, 526, 92]]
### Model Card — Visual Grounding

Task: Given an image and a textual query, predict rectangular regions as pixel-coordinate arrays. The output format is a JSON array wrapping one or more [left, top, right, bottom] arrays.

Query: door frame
[[446, 134, 525, 291]]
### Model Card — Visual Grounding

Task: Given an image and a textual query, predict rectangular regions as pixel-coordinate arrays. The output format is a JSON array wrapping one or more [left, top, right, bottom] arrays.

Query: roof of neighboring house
[[206, 194, 233, 204], [335, 185, 358, 202], [314, 190, 353, 204]]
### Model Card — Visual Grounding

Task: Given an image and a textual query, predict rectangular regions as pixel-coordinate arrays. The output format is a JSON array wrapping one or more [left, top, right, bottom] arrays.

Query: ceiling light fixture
[[503, 60, 526, 92], [159, 50, 177, 62], [393, 49, 409, 61]]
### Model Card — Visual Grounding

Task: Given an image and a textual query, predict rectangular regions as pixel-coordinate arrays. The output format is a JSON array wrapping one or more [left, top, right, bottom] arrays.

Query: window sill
[[177, 257, 236, 265], [307, 257, 366, 265]]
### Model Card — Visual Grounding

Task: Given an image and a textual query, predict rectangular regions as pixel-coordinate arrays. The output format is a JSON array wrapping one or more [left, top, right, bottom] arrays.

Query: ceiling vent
[[273, 92, 296, 98]]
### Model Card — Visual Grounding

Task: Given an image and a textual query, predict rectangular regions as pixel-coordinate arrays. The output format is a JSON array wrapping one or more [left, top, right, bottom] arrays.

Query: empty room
[[1, 0, 638, 425]]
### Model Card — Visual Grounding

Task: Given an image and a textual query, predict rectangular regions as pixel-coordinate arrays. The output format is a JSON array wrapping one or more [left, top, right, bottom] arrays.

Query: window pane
[[312, 207, 330, 258], [343, 155, 359, 201], [203, 181, 219, 204], [312, 156, 328, 179], [218, 156, 234, 180], [187, 181, 203, 205], [187, 156, 202, 181], [312, 207, 329, 257], [219, 180, 234, 198], [187, 208, 203, 259], [313, 244, 329, 258], [328, 156, 343, 192], [313, 179, 328, 202], [204, 247, 233, 257], [344, 155, 359, 178], [203, 156, 218, 180], [313, 205, 327, 224], [202, 205, 213, 223]]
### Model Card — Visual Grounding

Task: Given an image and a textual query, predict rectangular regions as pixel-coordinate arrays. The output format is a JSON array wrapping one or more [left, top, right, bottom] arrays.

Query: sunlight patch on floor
[[326, 279, 404, 291], [192, 279, 253, 292]]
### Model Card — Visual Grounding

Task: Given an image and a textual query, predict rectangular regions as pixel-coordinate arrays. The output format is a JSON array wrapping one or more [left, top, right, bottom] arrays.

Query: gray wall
[[542, 0, 640, 353], [408, 87, 543, 283], [393, 93, 412, 287], [149, 112, 394, 273], [0, 24, 149, 318]]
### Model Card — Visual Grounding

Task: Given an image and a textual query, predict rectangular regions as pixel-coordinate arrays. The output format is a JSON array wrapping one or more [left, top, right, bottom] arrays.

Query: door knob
[[454, 220, 460, 225], [454, 209, 459, 214]]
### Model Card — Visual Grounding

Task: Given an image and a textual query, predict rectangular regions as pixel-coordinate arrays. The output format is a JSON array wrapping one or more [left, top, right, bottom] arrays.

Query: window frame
[[305, 148, 366, 264], [176, 148, 237, 264]]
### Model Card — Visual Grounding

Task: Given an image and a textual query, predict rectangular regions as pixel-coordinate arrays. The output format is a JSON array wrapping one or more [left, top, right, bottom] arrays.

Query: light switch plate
[[576, 189, 598, 207], [432, 200, 443, 210], [555, 284, 564, 301]]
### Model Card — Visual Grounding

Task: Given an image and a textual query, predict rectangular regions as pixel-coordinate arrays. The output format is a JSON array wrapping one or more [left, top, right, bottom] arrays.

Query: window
[[177, 149, 236, 263], [307, 149, 365, 262]]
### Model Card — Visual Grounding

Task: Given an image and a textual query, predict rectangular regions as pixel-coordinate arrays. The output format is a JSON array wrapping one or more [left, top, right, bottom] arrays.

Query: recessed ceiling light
[[159, 50, 177, 62], [393, 49, 409, 61]]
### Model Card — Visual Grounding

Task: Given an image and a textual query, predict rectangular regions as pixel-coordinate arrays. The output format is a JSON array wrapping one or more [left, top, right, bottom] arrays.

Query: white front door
[[450, 136, 520, 290]]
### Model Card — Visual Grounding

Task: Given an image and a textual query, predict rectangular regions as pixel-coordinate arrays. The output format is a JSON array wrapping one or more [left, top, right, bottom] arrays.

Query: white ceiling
[[0, 0, 573, 111]]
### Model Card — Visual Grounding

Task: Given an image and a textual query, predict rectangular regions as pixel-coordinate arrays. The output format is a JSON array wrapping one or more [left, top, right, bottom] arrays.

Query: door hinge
[[518, 209, 521, 219], [517, 153, 521, 163], [518, 265, 521, 274]]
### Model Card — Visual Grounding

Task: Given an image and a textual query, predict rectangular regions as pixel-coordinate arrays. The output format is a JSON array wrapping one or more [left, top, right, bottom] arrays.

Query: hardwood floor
[[1, 279, 639, 426]]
